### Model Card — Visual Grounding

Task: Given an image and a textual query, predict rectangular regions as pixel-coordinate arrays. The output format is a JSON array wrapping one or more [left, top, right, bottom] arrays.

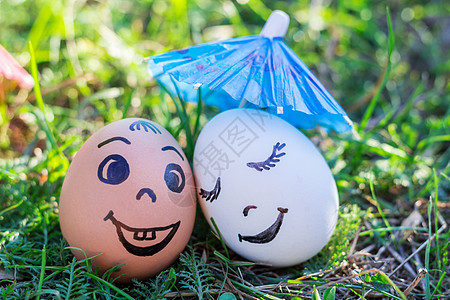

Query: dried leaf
[[0, 266, 21, 281], [401, 210, 424, 228], [401, 209, 424, 239]]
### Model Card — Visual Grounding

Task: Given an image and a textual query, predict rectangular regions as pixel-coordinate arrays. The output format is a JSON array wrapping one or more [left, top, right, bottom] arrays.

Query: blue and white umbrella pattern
[[147, 10, 353, 133]]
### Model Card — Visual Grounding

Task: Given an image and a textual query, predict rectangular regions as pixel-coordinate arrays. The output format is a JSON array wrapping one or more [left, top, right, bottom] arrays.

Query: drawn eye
[[98, 154, 130, 185], [247, 142, 286, 172], [164, 163, 185, 193]]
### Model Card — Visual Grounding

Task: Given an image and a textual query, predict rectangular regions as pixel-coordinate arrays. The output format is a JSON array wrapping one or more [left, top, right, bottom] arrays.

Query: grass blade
[[210, 217, 230, 259], [323, 286, 336, 300], [122, 88, 135, 119], [430, 271, 446, 299], [417, 135, 450, 150], [312, 286, 322, 300], [386, 7, 395, 57], [36, 245, 47, 300], [360, 7, 394, 131], [82, 272, 135, 300], [193, 87, 203, 139], [369, 178, 396, 243], [432, 169, 441, 272], [377, 272, 407, 300], [424, 196, 432, 299], [169, 76, 195, 158], [0, 199, 24, 217], [29, 41, 58, 149]]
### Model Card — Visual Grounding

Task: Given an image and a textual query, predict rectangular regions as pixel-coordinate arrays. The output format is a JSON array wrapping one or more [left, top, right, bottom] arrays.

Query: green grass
[[1, 0, 449, 299]]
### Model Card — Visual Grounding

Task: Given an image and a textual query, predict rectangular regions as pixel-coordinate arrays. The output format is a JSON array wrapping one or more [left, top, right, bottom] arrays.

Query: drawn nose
[[136, 188, 157, 202]]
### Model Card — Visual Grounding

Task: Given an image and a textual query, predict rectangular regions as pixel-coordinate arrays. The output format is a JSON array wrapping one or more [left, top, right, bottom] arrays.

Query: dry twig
[[403, 268, 428, 296], [390, 224, 447, 276]]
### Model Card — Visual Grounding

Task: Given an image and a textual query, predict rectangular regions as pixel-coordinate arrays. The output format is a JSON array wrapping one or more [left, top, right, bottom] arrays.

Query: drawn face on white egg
[[59, 118, 196, 282], [193, 109, 339, 267]]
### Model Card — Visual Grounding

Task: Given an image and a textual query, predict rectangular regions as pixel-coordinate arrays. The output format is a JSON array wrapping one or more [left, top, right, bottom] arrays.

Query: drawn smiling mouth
[[238, 207, 288, 244], [104, 210, 180, 257]]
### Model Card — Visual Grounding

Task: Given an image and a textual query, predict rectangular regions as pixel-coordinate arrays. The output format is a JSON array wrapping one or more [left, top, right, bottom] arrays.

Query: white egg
[[193, 108, 339, 267]]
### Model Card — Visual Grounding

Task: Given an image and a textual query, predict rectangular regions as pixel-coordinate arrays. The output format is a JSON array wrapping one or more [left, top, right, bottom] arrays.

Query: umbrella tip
[[260, 10, 290, 39]]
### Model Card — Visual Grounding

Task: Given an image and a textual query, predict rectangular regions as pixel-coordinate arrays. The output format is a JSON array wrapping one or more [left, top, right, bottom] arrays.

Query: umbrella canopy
[[147, 10, 353, 133]]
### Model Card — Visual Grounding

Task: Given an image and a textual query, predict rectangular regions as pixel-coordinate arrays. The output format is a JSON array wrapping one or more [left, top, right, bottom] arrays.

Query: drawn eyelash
[[247, 142, 286, 172], [199, 177, 221, 203]]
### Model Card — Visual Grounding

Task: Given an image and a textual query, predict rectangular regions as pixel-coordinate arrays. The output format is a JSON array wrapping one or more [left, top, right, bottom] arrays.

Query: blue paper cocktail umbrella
[[147, 10, 353, 133]]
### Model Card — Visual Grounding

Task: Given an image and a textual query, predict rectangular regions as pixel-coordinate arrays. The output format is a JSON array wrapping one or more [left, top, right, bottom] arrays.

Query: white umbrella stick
[[239, 10, 290, 111]]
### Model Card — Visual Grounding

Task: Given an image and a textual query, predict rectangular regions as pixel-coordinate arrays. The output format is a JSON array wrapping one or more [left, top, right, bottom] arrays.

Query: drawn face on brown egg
[[59, 118, 196, 282]]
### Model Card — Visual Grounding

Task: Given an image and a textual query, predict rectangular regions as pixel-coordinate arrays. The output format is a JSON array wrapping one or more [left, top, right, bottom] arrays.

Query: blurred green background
[[1, 0, 448, 154], [0, 0, 448, 298]]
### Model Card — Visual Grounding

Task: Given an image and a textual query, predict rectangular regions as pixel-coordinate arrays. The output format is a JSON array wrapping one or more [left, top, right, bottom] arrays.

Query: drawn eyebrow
[[247, 142, 286, 171], [97, 136, 131, 148], [243, 205, 257, 217], [129, 120, 162, 134], [161, 146, 184, 161]]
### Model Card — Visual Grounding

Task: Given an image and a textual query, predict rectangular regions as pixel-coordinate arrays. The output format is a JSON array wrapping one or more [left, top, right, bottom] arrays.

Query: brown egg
[[59, 118, 196, 282]]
